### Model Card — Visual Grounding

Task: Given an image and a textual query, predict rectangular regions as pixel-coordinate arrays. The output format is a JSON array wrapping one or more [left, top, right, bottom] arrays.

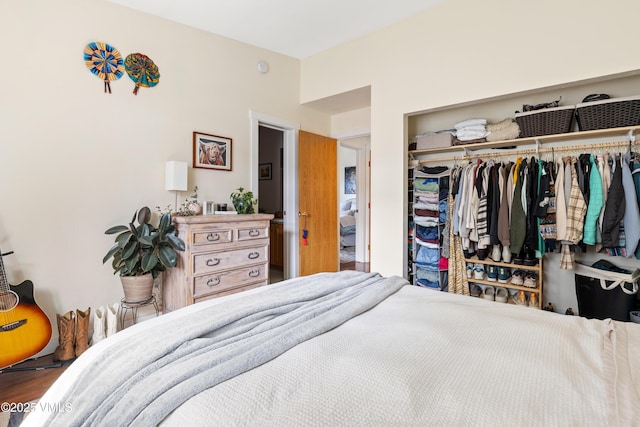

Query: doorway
[[338, 136, 370, 272], [251, 111, 300, 283], [258, 126, 284, 283]]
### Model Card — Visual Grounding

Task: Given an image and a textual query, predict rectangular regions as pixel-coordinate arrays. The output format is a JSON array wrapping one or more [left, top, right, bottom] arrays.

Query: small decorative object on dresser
[[163, 214, 274, 312], [103, 206, 186, 303], [230, 187, 257, 214]]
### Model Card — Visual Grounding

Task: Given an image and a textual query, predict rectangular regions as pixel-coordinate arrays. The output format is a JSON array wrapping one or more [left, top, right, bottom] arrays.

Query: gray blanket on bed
[[47, 271, 407, 427]]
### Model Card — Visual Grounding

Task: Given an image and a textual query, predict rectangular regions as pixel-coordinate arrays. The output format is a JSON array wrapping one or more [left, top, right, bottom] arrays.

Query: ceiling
[[110, 0, 445, 59]]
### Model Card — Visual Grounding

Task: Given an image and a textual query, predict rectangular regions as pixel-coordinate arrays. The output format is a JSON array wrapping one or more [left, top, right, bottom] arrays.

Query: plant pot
[[120, 275, 154, 303], [233, 199, 254, 214]]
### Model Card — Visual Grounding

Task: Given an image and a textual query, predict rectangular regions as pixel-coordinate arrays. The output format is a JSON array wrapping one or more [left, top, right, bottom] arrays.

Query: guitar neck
[[0, 251, 10, 294]]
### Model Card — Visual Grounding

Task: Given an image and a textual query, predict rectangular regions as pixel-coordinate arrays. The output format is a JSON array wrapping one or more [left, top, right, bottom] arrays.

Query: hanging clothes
[[602, 155, 626, 248], [583, 155, 603, 246], [560, 157, 587, 269]]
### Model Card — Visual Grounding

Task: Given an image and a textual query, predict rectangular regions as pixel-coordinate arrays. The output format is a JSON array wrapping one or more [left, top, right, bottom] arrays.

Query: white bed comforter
[[25, 273, 640, 427]]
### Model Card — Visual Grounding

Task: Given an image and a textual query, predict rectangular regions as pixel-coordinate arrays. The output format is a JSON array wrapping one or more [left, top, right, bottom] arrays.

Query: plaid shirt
[[560, 158, 587, 269]]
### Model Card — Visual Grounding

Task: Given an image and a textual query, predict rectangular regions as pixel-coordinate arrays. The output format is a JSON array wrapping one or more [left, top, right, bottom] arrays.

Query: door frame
[[250, 111, 300, 280]]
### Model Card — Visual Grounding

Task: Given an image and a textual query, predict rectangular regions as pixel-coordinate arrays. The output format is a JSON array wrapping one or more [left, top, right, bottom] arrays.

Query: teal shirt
[[583, 155, 603, 245]]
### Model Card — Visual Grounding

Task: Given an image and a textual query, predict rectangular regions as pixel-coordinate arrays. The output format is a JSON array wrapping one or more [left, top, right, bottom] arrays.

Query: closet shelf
[[409, 125, 640, 157]]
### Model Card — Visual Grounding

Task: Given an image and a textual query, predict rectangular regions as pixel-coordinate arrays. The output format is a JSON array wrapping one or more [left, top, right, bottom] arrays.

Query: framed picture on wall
[[345, 166, 356, 194], [193, 131, 232, 171], [259, 163, 272, 180]]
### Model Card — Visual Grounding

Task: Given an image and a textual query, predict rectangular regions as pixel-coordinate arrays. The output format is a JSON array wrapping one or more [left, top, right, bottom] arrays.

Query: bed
[[23, 271, 640, 426], [340, 198, 357, 248]]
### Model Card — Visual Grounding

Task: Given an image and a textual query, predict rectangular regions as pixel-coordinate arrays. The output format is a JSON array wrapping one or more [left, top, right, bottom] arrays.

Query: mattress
[[23, 272, 640, 427]]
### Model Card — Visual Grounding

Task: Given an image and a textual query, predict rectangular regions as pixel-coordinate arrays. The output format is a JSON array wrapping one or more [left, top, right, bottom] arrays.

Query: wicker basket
[[575, 95, 640, 131], [514, 105, 575, 138]]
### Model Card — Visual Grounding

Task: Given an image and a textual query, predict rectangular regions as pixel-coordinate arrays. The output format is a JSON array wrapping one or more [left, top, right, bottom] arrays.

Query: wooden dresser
[[162, 213, 274, 312]]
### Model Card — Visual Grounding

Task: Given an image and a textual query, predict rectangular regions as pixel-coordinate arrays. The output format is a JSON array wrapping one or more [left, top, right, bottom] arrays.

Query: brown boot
[[53, 311, 76, 362], [75, 307, 91, 357]]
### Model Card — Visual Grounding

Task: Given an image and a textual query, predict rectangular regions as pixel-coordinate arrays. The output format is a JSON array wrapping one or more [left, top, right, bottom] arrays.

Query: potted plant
[[103, 206, 185, 302], [230, 187, 257, 214]]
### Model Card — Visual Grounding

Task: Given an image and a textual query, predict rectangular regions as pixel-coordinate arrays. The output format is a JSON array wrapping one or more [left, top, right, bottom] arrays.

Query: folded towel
[[454, 118, 487, 130]]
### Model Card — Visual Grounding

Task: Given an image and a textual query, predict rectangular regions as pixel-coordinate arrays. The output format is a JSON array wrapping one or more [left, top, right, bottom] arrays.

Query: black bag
[[574, 260, 639, 322]]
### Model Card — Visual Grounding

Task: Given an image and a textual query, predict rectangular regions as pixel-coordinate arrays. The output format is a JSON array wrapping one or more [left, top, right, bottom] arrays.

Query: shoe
[[524, 249, 537, 266], [511, 290, 528, 306], [482, 285, 495, 301], [497, 267, 511, 283], [466, 263, 474, 279], [491, 245, 501, 262], [487, 265, 498, 282], [513, 250, 525, 265], [524, 272, 538, 288], [106, 303, 119, 337], [469, 283, 482, 297], [473, 264, 485, 280], [75, 307, 91, 357], [502, 246, 512, 263], [476, 248, 488, 260], [495, 287, 509, 303], [511, 269, 525, 285], [53, 311, 76, 362], [528, 292, 539, 308], [91, 306, 106, 346]]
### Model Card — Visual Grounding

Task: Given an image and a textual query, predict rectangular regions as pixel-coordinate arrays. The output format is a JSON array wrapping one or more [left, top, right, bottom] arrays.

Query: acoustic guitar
[[0, 250, 52, 370]]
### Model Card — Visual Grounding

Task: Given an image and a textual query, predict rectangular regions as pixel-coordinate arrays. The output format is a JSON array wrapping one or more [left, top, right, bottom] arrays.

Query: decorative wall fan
[[124, 53, 160, 95], [83, 41, 124, 94]]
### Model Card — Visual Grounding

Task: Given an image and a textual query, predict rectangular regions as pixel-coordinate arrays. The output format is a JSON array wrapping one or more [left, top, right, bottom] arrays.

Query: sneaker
[[524, 272, 538, 288], [469, 283, 482, 297], [487, 265, 498, 282], [466, 263, 474, 279], [528, 292, 539, 308], [497, 267, 511, 283], [495, 287, 509, 303], [511, 269, 525, 285], [491, 245, 501, 262], [476, 248, 488, 260], [502, 246, 512, 263], [473, 264, 485, 280], [482, 285, 495, 301], [511, 290, 528, 306]]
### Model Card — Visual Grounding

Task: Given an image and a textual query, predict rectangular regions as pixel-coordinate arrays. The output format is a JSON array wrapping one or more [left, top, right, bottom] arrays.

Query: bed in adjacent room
[[23, 271, 640, 427]]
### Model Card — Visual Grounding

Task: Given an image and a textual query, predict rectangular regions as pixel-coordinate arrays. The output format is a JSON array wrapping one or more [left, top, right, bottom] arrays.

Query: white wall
[[0, 0, 329, 354], [302, 0, 640, 283]]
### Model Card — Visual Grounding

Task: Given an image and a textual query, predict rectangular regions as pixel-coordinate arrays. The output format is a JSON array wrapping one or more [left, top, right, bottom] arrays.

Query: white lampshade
[[165, 161, 188, 191]]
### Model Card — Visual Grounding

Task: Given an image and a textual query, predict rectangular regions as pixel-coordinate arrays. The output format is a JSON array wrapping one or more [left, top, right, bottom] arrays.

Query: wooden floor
[[340, 261, 370, 272], [0, 354, 69, 403]]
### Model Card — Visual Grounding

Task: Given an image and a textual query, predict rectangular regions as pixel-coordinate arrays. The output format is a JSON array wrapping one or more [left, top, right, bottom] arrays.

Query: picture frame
[[345, 166, 356, 194], [259, 163, 272, 180], [193, 131, 232, 171]]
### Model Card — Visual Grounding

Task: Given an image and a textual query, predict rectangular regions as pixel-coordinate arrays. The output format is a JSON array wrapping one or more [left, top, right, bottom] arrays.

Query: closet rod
[[417, 139, 635, 164]]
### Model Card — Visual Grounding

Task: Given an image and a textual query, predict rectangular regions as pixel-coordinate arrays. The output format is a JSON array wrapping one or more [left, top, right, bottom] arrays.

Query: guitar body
[[0, 280, 52, 369]]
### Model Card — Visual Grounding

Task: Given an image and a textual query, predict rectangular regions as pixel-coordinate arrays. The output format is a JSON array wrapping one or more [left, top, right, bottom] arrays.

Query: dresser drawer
[[237, 225, 269, 241], [192, 229, 233, 246], [194, 281, 266, 304], [193, 245, 268, 274], [193, 264, 268, 298]]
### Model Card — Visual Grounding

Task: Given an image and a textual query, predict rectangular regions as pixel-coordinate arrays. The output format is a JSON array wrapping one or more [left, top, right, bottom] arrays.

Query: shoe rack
[[465, 255, 543, 308]]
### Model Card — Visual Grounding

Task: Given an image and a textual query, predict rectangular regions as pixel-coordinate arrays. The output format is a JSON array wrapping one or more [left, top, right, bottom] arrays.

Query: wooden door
[[298, 130, 338, 275]]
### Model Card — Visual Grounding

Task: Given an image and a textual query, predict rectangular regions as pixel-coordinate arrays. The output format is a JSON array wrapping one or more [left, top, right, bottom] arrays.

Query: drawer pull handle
[[249, 269, 260, 278], [206, 258, 221, 267], [249, 229, 260, 237], [248, 251, 260, 260], [206, 233, 220, 241], [206, 277, 221, 287]]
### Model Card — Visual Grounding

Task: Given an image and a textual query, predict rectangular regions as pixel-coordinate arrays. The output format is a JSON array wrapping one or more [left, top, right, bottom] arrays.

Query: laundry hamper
[[574, 260, 640, 322]]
